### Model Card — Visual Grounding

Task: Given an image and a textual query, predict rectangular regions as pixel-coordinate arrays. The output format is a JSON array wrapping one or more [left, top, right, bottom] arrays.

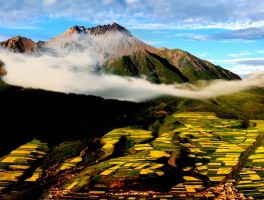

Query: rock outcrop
[[0, 60, 7, 76], [0, 36, 38, 53]]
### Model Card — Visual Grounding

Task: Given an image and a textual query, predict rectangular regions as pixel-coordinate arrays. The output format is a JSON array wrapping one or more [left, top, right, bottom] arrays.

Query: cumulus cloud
[[1, 0, 264, 30], [0, 49, 263, 102]]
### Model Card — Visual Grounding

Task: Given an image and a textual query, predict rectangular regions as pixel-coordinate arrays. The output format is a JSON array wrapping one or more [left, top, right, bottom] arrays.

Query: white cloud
[[125, 0, 138, 4], [211, 58, 264, 77], [0, 0, 264, 30], [0, 49, 263, 102], [0, 35, 10, 41], [172, 33, 207, 40], [228, 52, 252, 58], [103, 0, 113, 4], [129, 21, 264, 30], [258, 50, 264, 54], [171, 28, 264, 41], [142, 40, 166, 45], [196, 53, 209, 59], [0, 25, 41, 30], [229, 66, 264, 78], [227, 50, 264, 58], [44, 0, 57, 6]]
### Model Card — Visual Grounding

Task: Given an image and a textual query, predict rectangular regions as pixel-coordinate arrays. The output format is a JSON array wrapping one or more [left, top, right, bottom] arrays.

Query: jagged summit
[[64, 22, 132, 36], [42, 22, 157, 63], [87, 22, 132, 36]]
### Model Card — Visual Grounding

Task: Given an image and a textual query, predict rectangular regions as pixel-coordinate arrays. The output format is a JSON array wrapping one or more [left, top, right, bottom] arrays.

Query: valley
[[0, 90, 263, 199]]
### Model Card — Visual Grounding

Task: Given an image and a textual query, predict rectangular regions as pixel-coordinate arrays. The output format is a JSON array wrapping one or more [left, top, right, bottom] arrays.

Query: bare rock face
[[64, 22, 132, 36], [87, 22, 132, 36], [0, 36, 38, 53], [0, 60, 7, 76], [36, 40, 46, 47]]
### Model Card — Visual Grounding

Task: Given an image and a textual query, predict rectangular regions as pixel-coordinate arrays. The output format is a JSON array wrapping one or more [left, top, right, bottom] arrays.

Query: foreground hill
[[0, 80, 156, 157], [0, 81, 263, 199]]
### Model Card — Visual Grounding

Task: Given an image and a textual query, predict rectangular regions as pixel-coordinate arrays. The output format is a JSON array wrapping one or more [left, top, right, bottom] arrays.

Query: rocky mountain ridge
[[60, 22, 132, 36], [158, 48, 241, 82], [41, 22, 157, 63]]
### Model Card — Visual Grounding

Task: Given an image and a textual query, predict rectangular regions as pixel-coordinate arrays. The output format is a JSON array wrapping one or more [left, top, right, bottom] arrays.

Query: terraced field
[[50, 112, 264, 199], [1, 112, 263, 199], [61, 127, 176, 194], [235, 121, 264, 199], [0, 139, 49, 192]]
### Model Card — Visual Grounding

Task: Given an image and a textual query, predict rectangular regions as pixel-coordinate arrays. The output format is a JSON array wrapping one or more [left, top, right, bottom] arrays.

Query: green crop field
[[59, 112, 263, 198], [0, 108, 263, 199], [0, 139, 49, 192]]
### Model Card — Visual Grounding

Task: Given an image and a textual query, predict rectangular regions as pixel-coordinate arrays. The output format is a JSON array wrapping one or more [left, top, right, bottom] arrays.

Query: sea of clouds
[[0, 49, 263, 102]]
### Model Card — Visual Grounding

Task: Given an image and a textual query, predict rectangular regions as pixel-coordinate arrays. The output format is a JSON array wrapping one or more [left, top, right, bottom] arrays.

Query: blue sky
[[0, 0, 264, 77]]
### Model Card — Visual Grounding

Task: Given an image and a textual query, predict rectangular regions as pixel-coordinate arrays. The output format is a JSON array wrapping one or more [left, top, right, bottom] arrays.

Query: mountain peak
[[87, 22, 132, 36], [61, 26, 87, 37], [0, 36, 37, 53], [63, 23, 132, 37]]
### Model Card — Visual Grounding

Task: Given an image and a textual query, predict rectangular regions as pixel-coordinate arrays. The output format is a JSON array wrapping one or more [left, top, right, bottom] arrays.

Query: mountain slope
[[101, 48, 240, 83], [158, 48, 240, 82], [0, 36, 38, 53], [101, 50, 189, 84]]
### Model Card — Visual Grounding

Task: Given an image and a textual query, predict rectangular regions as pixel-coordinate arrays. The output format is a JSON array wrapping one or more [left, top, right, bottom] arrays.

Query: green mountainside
[[158, 48, 241, 82], [102, 48, 240, 83], [101, 50, 189, 84]]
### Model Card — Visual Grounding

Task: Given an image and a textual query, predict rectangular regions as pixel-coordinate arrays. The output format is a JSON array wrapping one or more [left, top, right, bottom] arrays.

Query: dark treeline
[[0, 81, 156, 156]]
